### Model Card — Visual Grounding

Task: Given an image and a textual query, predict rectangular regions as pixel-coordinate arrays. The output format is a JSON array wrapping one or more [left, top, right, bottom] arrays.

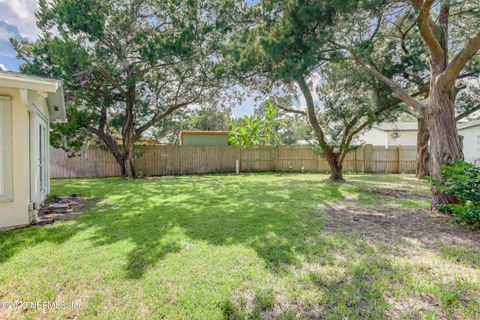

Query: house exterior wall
[[459, 126, 480, 165], [358, 128, 387, 146], [181, 134, 229, 146], [386, 130, 417, 146], [0, 88, 31, 228], [28, 90, 51, 205], [361, 125, 480, 165]]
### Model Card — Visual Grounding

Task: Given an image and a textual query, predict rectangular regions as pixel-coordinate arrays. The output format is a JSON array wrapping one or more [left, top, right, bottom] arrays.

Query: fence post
[[275, 146, 279, 172], [238, 146, 242, 173], [364, 144, 373, 173], [180, 145, 184, 174], [397, 146, 401, 174], [354, 148, 358, 173]]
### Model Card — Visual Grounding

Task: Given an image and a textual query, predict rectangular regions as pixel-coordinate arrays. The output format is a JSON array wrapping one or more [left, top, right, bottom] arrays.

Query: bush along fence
[[50, 144, 418, 178]]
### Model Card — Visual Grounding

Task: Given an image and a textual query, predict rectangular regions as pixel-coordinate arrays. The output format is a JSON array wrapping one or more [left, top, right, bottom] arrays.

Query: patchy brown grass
[[323, 201, 480, 247]]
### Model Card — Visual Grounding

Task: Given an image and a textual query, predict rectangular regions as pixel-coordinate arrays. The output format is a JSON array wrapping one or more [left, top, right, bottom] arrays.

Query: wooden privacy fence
[[50, 145, 417, 178]]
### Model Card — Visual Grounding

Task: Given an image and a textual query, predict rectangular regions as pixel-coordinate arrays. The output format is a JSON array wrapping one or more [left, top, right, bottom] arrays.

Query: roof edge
[[0, 71, 61, 93]]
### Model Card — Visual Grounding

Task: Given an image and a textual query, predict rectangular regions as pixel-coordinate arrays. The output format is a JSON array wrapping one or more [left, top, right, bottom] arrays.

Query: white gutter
[[0, 73, 61, 93]]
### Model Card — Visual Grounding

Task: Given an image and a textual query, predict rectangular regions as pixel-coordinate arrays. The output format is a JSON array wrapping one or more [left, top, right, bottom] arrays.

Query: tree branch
[[92, 62, 128, 98], [296, 76, 331, 153], [356, 59, 426, 112], [414, 0, 445, 65], [443, 31, 480, 85], [134, 101, 192, 139], [270, 96, 307, 115], [438, 0, 450, 58], [339, 98, 403, 164], [456, 105, 480, 121]]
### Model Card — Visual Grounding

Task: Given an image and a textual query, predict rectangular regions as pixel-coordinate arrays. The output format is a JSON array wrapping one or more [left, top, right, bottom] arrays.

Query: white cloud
[[0, 63, 7, 70], [0, 0, 40, 40], [0, 28, 12, 40]]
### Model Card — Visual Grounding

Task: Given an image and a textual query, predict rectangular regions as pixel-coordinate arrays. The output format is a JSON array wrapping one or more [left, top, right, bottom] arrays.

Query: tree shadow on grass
[[0, 199, 101, 264], [1, 174, 479, 318], [9, 174, 346, 278], [1, 174, 477, 280], [83, 175, 348, 277]]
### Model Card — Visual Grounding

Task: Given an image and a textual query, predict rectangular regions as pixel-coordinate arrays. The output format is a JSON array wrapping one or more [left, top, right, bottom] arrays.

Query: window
[[0, 96, 13, 201]]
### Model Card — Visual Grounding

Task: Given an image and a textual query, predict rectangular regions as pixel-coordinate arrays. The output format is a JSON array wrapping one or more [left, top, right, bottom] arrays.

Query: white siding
[[459, 125, 480, 165], [362, 124, 480, 166], [386, 130, 417, 146], [357, 128, 388, 146]]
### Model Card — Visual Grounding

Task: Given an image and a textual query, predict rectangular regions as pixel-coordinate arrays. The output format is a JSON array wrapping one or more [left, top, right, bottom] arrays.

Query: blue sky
[[0, 20, 26, 71], [0, 0, 38, 71], [0, 0, 261, 117]]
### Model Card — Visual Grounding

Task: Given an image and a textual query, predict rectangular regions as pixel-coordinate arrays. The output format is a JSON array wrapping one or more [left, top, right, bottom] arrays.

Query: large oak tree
[[349, 1, 480, 205], [348, 9, 480, 178], [13, 0, 240, 178]]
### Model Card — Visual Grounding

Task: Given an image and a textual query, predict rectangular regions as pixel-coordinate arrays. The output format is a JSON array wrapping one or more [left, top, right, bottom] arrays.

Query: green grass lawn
[[1, 174, 479, 319]]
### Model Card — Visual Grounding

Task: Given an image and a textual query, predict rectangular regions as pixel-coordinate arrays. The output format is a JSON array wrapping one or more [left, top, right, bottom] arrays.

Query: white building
[[0, 71, 66, 229], [359, 121, 480, 164]]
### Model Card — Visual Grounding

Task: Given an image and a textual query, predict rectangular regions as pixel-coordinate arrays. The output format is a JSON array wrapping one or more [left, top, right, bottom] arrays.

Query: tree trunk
[[295, 77, 346, 182], [96, 130, 127, 175], [122, 139, 135, 179], [416, 113, 430, 178], [325, 154, 344, 182], [122, 86, 136, 179], [427, 80, 463, 207]]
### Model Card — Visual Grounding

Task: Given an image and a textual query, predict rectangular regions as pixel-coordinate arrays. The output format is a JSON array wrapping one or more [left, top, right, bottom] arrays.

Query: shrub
[[433, 160, 480, 224]]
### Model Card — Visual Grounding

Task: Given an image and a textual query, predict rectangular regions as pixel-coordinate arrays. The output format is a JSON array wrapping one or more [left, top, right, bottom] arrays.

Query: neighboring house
[[0, 71, 66, 229], [458, 121, 480, 165], [359, 122, 418, 147], [179, 131, 229, 146], [359, 121, 480, 164]]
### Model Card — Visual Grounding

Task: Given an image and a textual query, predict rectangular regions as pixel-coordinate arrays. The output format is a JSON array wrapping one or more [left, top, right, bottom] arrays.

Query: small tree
[[271, 61, 403, 181], [227, 0, 399, 181], [229, 99, 286, 147]]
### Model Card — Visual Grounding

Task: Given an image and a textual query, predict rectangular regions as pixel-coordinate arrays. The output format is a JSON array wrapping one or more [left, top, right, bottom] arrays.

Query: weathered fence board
[[50, 145, 418, 178]]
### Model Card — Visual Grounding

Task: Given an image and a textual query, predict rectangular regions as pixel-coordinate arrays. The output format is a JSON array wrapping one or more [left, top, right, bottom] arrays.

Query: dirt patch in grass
[[323, 201, 480, 247], [364, 187, 429, 199], [318, 189, 480, 318]]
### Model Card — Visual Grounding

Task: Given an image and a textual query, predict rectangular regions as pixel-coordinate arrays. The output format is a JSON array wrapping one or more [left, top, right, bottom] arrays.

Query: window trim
[[0, 96, 13, 202]]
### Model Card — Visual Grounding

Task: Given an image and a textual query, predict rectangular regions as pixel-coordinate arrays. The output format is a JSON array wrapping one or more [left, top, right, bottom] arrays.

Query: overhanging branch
[[270, 96, 307, 115], [456, 105, 480, 121], [356, 59, 426, 112], [443, 31, 480, 86]]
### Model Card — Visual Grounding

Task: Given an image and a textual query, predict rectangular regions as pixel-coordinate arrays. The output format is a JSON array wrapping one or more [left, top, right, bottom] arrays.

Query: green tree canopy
[[13, 0, 243, 177], [226, 0, 401, 181]]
